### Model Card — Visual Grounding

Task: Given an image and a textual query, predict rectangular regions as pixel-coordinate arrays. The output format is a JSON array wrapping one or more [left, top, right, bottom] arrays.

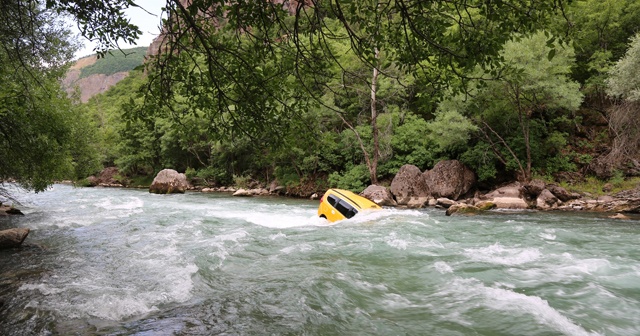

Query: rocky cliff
[[63, 47, 147, 103]]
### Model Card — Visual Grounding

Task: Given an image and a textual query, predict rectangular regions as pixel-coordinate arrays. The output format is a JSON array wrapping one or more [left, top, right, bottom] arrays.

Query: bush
[[328, 164, 369, 192]]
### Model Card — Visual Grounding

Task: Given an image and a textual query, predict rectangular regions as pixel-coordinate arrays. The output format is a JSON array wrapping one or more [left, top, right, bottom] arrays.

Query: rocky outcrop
[[86, 167, 124, 187], [360, 185, 397, 206], [390, 165, 430, 206], [64, 71, 129, 102], [0, 228, 30, 249], [149, 169, 189, 194], [423, 160, 476, 200], [536, 189, 559, 210]]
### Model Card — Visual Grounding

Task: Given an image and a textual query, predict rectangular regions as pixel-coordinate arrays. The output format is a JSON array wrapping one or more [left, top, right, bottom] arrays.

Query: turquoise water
[[1, 184, 639, 335]]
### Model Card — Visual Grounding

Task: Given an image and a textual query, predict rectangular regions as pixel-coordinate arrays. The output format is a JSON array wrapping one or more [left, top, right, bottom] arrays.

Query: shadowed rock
[[0, 228, 30, 249], [423, 160, 476, 201], [361, 185, 397, 206], [390, 165, 430, 206]]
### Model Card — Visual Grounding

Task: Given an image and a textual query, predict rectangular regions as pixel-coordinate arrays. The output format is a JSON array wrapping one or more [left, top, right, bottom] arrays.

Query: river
[[1, 184, 639, 335]]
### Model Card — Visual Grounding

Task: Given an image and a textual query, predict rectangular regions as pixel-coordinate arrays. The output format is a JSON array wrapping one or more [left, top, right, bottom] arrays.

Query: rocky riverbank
[[82, 163, 640, 218]]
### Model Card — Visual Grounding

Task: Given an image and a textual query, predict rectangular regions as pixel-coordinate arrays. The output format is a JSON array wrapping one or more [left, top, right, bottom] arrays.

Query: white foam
[[481, 286, 602, 336], [19, 283, 65, 295], [280, 243, 313, 254], [439, 278, 601, 336], [434, 261, 453, 274], [270, 232, 287, 240], [385, 232, 409, 250], [464, 243, 541, 265], [94, 197, 144, 210]]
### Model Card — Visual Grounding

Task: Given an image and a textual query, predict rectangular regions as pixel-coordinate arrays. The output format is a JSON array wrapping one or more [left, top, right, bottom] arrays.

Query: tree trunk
[[369, 47, 380, 185]]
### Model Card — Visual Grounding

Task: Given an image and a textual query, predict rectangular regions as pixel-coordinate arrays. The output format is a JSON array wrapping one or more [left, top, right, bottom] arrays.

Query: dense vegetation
[[3, 0, 640, 195], [79, 46, 148, 78]]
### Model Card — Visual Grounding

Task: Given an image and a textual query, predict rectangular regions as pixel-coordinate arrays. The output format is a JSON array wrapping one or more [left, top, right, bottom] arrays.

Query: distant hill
[[63, 47, 147, 103]]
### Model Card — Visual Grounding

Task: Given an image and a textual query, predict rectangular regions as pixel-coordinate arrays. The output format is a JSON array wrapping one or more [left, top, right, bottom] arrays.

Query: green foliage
[[233, 175, 251, 189], [447, 31, 583, 180], [79, 47, 147, 78], [607, 33, 640, 101], [328, 165, 369, 193], [0, 2, 100, 190]]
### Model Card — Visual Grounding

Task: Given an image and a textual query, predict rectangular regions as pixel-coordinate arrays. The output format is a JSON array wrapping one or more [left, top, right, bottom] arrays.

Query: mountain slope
[[63, 47, 147, 103]]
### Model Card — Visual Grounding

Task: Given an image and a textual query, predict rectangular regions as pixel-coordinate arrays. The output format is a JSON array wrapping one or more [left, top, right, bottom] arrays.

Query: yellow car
[[318, 189, 381, 222]]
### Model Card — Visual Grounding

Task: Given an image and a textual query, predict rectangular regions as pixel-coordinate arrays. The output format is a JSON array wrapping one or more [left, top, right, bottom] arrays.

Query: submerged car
[[318, 188, 381, 223]]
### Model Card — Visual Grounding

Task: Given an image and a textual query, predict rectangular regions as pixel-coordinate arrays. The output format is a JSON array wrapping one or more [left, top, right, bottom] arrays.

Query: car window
[[327, 195, 338, 207], [334, 199, 358, 219]]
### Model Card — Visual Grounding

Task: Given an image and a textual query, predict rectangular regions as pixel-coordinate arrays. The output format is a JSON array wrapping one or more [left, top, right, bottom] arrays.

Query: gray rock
[[446, 203, 481, 216], [149, 169, 189, 194], [423, 160, 476, 200], [492, 197, 529, 210], [0, 228, 30, 249], [407, 197, 429, 208], [484, 183, 523, 199], [536, 189, 559, 209], [232, 189, 252, 197], [523, 179, 546, 199], [547, 185, 577, 202], [436, 198, 456, 208], [390, 165, 430, 205], [360, 185, 397, 206]]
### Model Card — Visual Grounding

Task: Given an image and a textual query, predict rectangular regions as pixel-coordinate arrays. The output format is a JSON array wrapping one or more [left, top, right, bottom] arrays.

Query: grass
[[559, 176, 640, 196]]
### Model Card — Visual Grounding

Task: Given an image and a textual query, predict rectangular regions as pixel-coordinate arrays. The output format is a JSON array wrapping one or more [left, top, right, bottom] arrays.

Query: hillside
[[63, 47, 147, 103]]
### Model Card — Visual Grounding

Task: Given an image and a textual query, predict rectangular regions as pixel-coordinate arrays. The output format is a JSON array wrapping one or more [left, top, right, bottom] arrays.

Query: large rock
[[547, 185, 577, 202], [492, 197, 529, 210], [484, 183, 524, 199], [0, 228, 30, 249], [536, 189, 559, 210], [149, 169, 189, 194], [360, 185, 397, 206], [423, 160, 476, 200], [523, 179, 546, 199], [390, 165, 430, 205], [446, 203, 481, 216]]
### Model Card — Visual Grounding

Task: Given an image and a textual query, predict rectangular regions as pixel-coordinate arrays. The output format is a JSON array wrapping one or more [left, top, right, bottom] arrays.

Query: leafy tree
[[602, 33, 640, 170], [0, 1, 103, 191], [137, 0, 568, 185], [451, 32, 583, 181]]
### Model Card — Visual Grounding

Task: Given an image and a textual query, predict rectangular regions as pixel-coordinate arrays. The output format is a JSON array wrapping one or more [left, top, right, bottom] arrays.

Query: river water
[[1, 184, 639, 335]]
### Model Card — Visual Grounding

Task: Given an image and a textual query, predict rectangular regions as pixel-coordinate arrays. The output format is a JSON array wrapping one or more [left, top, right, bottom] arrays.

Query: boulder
[[360, 185, 397, 206], [149, 169, 189, 194], [547, 185, 576, 202], [249, 188, 270, 196], [536, 189, 559, 210], [492, 197, 529, 210], [0, 205, 24, 216], [232, 189, 252, 197], [310, 193, 320, 200], [475, 201, 497, 211], [390, 165, 430, 205], [436, 198, 456, 208], [446, 203, 481, 216], [523, 179, 546, 199], [423, 160, 476, 200], [484, 183, 523, 199], [407, 197, 429, 208], [0, 228, 30, 249]]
